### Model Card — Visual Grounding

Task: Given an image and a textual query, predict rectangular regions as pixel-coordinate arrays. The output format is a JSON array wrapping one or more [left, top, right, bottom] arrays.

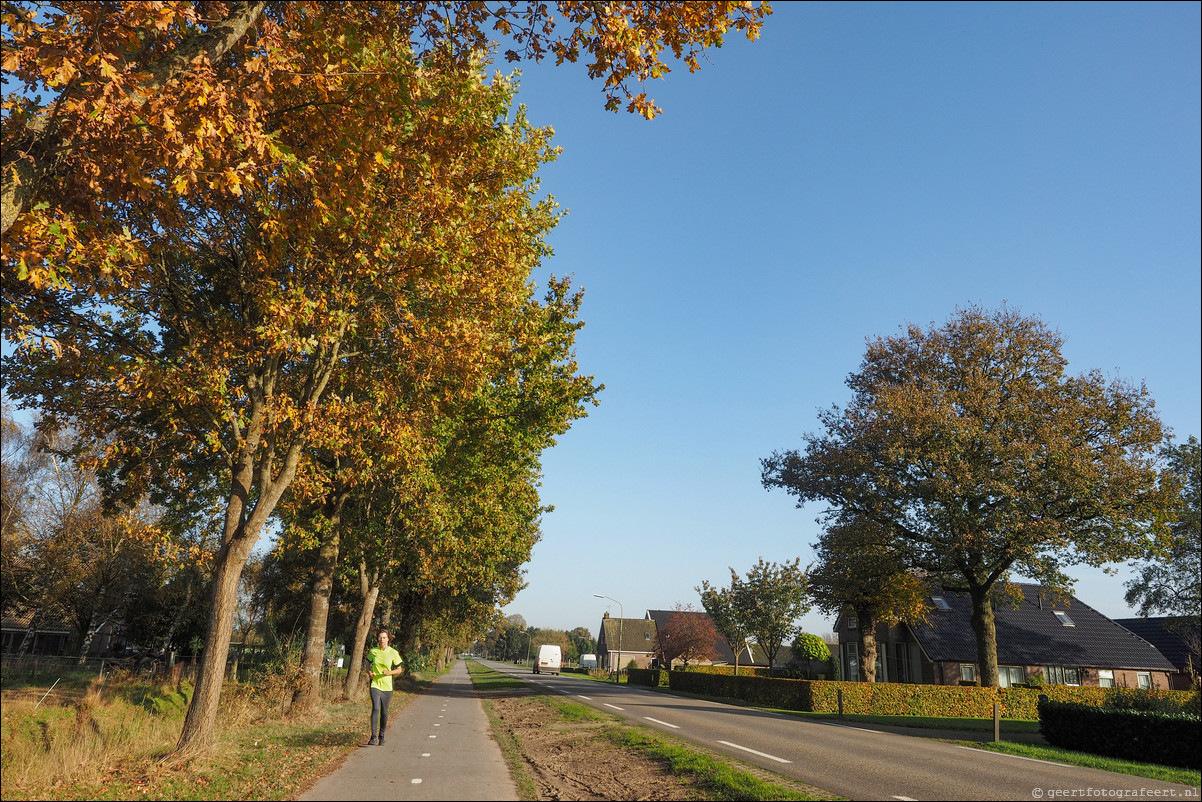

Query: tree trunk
[[294, 496, 346, 712], [343, 560, 380, 701], [173, 534, 257, 756], [17, 607, 42, 656], [858, 610, 878, 683], [970, 585, 1000, 687], [77, 609, 114, 664]]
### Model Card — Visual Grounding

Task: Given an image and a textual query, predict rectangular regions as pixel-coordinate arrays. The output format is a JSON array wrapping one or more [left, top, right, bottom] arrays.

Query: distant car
[[579, 653, 598, 670], [533, 644, 562, 675]]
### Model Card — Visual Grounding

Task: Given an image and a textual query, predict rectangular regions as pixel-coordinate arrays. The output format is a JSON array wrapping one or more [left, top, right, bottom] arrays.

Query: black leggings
[[370, 687, 393, 736]]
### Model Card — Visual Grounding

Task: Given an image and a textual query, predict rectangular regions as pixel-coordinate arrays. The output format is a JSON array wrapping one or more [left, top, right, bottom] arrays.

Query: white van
[[579, 653, 598, 670], [533, 644, 562, 675]]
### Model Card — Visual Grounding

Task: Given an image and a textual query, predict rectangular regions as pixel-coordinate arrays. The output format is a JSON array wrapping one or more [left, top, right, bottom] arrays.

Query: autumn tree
[[806, 513, 930, 682], [5, 0, 765, 755], [5, 36, 562, 754], [654, 604, 719, 668], [1125, 436, 1201, 627], [2, 1, 771, 287], [763, 305, 1174, 687]]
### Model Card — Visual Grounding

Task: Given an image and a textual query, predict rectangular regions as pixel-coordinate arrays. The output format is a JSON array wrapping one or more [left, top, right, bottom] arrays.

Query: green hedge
[[679, 664, 772, 678], [1039, 698, 1201, 769], [627, 668, 669, 687], [657, 670, 1200, 721]]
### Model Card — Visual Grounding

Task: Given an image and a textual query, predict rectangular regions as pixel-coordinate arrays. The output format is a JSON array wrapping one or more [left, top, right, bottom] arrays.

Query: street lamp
[[594, 593, 623, 682]]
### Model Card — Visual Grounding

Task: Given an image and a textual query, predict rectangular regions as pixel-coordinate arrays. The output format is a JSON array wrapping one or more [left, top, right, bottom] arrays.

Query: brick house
[[835, 584, 1176, 689]]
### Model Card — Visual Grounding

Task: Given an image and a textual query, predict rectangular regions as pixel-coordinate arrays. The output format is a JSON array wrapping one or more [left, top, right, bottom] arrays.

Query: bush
[[1039, 698, 1201, 769]]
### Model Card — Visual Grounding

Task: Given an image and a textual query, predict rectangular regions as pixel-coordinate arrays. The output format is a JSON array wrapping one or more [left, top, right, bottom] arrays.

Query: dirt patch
[[478, 681, 830, 801], [484, 688, 702, 801]]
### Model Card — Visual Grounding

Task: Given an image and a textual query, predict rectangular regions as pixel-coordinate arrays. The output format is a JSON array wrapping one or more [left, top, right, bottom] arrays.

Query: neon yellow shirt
[[366, 646, 403, 692]]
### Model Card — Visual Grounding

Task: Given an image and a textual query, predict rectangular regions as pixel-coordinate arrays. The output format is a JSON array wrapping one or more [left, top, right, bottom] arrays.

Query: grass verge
[[966, 741, 1201, 788], [467, 660, 833, 801]]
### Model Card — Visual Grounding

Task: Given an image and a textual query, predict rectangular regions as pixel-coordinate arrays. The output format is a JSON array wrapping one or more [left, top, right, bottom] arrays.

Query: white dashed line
[[411, 779, 422, 784], [421, 753, 431, 757], [577, 695, 593, 700], [717, 740, 792, 763], [603, 703, 625, 711], [643, 717, 680, 728]]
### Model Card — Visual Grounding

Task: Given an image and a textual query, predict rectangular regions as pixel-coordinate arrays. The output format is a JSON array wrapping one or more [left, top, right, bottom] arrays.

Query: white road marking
[[643, 717, 680, 729], [818, 721, 884, 734], [954, 745, 1072, 767], [603, 703, 625, 711], [421, 753, 431, 757], [717, 740, 792, 764], [411, 779, 422, 784], [891, 796, 917, 800], [577, 695, 593, 700]]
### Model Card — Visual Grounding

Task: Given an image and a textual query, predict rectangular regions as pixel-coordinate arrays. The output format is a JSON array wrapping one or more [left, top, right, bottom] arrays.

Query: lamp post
[[594, 593, 623, 682]]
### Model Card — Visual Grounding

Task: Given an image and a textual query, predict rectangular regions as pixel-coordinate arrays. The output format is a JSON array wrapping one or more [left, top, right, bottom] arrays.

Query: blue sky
[[499, 1, 1202, 637]]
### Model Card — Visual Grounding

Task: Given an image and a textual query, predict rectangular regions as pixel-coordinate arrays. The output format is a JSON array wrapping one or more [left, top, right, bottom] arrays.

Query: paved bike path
[[298, 660, 517, 801]]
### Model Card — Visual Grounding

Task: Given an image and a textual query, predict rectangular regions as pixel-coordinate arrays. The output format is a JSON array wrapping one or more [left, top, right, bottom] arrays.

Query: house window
[[1052, 610, 1075, 627], [845, 643, 859, 682], [998, 666, 1025, 688], [1045, 666, 1081, 686], [1098, 670, 1115, 688], [960, 663, 977, 682], [894, 643, 910, 683], [1137, 672, 1152, 690], [847, 614, 858, 630], [931, 596, 951, 610]]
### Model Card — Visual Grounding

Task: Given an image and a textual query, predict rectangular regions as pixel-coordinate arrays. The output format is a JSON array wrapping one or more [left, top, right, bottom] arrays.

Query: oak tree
[[807, 512, 930, 682], [763, 305, 1174, 687], [1125, 436, 1200, 624]]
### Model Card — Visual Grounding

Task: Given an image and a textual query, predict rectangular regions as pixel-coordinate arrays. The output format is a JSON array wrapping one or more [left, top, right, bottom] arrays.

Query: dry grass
[[1, 674, 189, 793], [1, 667, 417, 801]]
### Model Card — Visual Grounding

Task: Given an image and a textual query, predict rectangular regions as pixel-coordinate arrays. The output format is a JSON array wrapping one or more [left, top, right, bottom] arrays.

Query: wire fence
[[1, 652, 353, 696]]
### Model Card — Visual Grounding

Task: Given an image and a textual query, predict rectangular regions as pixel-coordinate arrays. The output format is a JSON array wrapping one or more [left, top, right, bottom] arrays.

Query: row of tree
[[477, 615, 596, 664], [2, 1, 773, 756]]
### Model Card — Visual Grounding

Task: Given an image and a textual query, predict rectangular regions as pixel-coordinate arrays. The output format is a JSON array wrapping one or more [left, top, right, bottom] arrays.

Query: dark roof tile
[[909, 584, 1175, 671]]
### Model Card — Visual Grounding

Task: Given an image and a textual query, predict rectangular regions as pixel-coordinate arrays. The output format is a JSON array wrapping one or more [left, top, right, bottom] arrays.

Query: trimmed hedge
[[1039, 698, 1201, 769], [680, 664, 773, 678], [627, 668, 670, 687], [653, 670, 1200, 721]]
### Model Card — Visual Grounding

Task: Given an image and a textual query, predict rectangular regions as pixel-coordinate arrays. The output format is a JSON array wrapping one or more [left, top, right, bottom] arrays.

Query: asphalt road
[[480, 659, 1200, 801]]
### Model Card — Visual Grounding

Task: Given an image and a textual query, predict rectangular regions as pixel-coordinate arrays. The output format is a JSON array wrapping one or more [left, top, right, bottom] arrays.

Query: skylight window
[[931, 596, 951, 610], [1053, 610, 1075, 627]]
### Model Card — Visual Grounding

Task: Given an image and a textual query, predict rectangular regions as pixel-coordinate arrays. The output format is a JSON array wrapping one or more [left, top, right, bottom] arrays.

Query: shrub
[[1039, 698, 1201, 769]]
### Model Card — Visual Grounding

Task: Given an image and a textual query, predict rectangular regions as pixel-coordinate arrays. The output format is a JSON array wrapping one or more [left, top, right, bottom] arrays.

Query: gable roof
[[597, 616, 657, 654], [1114, 617, 1201, 674], [907, 584, 1175, 671]]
